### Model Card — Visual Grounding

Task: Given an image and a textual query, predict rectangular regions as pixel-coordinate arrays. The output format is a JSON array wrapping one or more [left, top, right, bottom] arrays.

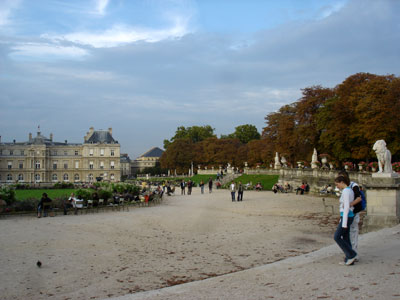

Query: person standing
[[230, 181, 236, 201], [187, 180, 193, 195], [334, 175, 357, 266], [237, 181, 244, 201], [180, 180, 186, 195], [208, 177, 213, 193], [200, 180, 205, 194], [339, 171, 362, 260]]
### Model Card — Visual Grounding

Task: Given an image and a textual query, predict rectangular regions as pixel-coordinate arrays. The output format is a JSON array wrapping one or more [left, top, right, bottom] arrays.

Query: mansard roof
[[139, 147, 164, 158], [86, 130, 117, 144]]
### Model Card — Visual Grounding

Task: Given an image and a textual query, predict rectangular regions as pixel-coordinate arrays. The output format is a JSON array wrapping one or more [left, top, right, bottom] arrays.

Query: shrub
[[13, 197, 38, 212], [0, 186, 16, 205], [53, 182, 74, 189], [98, 189, 113, 200], [75, 188, 93, 200]]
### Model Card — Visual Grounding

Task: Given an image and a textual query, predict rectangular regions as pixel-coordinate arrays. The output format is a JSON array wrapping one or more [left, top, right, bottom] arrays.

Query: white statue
[[373, 140, 392, 173], [312, 148, 318, 163], [274, 152, 281, 169], [281, 156, 287, 168]]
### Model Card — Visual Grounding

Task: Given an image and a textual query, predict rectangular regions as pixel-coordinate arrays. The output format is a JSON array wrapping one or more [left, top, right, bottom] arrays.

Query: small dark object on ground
[[36, 260, 42, 268]]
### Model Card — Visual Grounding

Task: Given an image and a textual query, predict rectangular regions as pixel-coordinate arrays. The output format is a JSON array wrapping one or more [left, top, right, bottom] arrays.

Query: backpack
[[360, 190, 367, 211], [350, 182, 367, 211]]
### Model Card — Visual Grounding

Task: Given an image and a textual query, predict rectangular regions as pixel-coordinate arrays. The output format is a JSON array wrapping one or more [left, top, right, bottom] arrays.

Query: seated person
[[255, 182, 262, 191], [37, 193, 52, 218], [284, 182, 291, 193], [296, 183, 306, 195], [272, 184, 279, 194], [63, 193, 75, 215]]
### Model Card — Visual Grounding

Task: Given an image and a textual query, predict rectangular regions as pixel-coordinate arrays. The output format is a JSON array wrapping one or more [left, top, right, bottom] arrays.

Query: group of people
[[334, 171, 364, 266], [272, 182, 292, 193], [229, 181, 244, 201], [295, 182, 310, 195]]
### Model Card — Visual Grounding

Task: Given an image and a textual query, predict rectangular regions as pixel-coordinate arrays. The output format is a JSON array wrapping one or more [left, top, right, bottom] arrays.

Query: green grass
[[15, 189, 77, 201], [190, 174, 218, 185], [232, 174, 279, 190]]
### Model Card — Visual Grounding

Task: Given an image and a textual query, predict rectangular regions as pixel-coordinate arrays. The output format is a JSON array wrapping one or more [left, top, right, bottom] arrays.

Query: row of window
[[6, 161, 116, 169], [0, 149, 116, 156], [1, 173, 116, 182]]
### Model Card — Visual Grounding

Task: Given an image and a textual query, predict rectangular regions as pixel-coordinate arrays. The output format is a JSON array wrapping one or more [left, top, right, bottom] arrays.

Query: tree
[[163, 125, 216, 149], [228, 124, 261, 144]]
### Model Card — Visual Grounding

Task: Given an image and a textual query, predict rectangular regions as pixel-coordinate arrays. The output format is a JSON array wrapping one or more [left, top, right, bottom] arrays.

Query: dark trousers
[[334, 217, 357, 259], [237, 191, 243, 201]]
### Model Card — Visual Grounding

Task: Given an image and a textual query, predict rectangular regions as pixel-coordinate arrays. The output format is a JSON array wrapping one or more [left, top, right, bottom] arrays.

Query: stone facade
[[0, 127, 121, 184], [131, 147, 164, 175], [120, 153, 131, 178]]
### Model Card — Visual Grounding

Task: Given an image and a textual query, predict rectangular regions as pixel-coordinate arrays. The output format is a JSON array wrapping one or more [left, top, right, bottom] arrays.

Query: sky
[[1, 0, 399, 159]]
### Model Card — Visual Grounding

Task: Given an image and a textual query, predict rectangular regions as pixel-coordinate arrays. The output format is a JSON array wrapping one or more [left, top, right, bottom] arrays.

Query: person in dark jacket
[[37, 193, 52, 218]]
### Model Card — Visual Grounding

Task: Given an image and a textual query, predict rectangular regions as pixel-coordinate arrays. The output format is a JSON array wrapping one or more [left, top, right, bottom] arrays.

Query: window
[[34, 174, 40, 182], [88, 173, 94, 181], [100, 148, 105, 156], [110, 173, 115, 181], [7, 174, 12, 181], [64, 150, 68, 156], [53, 150, 58, 156], [75, 161, 79, 168], [100, 161, 104, 169], [89, 161, 94, 169], [35, 161, 40, 169], [8, 161, 12, 169], [63, 173, 69, 181], [21, 150, 24, 156], [52, 174, 58, 181], [75, 150, 79, 156], [10, 150, 13, 155], [0, 150, 2, 155], [19, 161, 23, 169], [74, 174, 79, 181], [89, 149, 94, 156], [110, 161, 115, 169], [64, 162, 68, 169], [111, 149, 115, 156], [18, 174, 24, 181], [53, 161, 58, 170]]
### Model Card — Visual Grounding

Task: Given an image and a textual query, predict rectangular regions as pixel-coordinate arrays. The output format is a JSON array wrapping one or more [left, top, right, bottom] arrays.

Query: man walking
[[237, 181, 244, 201]]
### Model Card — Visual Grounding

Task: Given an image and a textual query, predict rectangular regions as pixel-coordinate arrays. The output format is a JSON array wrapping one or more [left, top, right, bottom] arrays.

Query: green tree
[[228, 124, 261, 144], [163, 125, 216, 149]]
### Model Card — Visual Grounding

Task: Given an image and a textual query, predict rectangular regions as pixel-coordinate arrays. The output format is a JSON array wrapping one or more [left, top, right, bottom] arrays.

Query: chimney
[[65, 140, 67, 144], [13, 139, 16, 144], [108, 127, 112, 135], [29, 133, 32, 140], [50, 133, 53, 141]]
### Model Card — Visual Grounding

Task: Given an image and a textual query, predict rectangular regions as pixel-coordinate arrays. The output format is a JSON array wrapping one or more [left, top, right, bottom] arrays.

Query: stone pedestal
[[363, 175, 400, 232]]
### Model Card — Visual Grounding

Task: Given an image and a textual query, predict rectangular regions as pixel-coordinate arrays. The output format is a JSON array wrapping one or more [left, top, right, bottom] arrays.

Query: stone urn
[[358, 164, 363, 171], [329, 163, 334, 169], [321, 157, 328, 165], [344, 164, 349, 170]]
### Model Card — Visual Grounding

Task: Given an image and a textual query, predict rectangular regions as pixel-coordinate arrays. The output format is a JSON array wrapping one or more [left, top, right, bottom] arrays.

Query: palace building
[[0, 127, 121, 184]]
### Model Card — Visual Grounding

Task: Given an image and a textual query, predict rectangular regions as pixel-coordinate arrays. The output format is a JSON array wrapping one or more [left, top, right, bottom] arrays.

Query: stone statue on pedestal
[[373, 140, 393, 173], [311, 148, 319, 169], [274, 152, 281, 169]]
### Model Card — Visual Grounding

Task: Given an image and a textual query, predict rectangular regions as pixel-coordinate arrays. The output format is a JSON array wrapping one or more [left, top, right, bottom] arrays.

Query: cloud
[[0, 0, 21, 27], [9, 43, 89, 60], [94, 0, 109, 16], [42, 15, 191, 48]]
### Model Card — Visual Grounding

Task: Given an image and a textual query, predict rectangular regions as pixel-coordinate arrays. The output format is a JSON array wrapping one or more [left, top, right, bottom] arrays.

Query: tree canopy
[[159, 73, 400, 172]]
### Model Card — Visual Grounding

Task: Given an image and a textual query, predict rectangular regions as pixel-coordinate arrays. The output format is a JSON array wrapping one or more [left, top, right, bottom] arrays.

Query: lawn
[[15, 189, 77, 201], [232, 174, 279, 190], [190, 174, 218, 185]]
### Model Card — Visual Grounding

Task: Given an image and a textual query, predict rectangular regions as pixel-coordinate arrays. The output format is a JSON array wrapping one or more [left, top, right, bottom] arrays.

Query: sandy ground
[[0, 188, 339, 300]]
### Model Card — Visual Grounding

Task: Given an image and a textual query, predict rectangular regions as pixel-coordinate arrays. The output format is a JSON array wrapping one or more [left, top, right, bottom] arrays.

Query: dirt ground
[[0, 189, 339, 300]]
